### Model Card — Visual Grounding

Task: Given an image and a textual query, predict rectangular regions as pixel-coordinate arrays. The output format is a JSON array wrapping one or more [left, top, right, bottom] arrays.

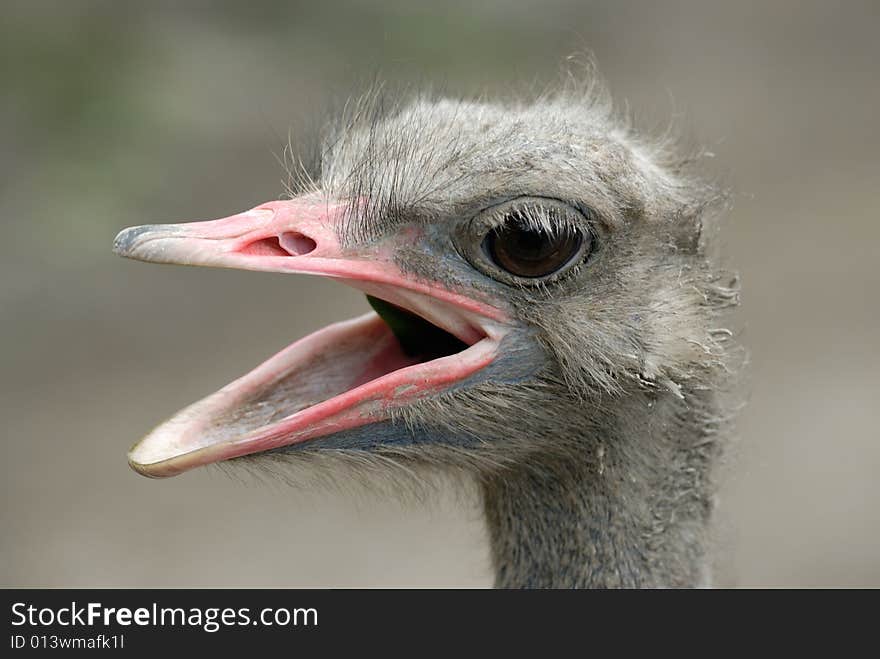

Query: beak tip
[[127, 443, 154, 478], [128, 460, 155, 478], [128, 453, 172, 479], [128, 435, 195, 479], [113, 225, 149, 257]]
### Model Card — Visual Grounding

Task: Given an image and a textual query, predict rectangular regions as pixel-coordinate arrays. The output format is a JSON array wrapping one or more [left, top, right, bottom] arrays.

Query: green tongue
[[366, 295, 467, 359]]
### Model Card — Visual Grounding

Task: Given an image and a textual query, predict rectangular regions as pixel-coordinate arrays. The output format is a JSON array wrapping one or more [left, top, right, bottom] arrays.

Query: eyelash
[[477, 202, 581, 236]]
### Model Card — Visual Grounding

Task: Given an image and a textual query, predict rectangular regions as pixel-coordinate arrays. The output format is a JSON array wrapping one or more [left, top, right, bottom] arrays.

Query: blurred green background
[[2, 0, 878, 586]]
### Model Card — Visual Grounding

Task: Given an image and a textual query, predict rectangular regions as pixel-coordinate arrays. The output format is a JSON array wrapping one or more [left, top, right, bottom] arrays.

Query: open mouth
[[114, 199, 507, 477]]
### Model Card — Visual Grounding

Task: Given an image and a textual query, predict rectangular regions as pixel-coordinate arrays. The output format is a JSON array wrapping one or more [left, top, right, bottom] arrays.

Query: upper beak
[[114, 197, 498, 341], [114, 197, 507, 477]]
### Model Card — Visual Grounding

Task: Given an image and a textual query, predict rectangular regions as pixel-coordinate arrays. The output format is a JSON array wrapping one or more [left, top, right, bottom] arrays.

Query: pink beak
[[114, 197, 507, 477]]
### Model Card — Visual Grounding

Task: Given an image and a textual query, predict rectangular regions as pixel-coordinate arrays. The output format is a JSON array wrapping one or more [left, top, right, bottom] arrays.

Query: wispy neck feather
[[480, 386, 721, 588]]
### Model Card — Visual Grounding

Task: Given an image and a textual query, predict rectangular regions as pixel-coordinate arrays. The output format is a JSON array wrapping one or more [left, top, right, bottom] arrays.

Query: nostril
[[279, 231, 317, 256], [238, 232, 318, 257]]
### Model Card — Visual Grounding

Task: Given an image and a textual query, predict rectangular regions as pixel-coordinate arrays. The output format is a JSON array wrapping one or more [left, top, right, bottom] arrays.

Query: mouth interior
[[365, 295, 469, 360], [199, 294, 477, 444]]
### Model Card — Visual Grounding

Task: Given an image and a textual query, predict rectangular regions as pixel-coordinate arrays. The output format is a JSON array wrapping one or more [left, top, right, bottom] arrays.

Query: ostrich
[[113, 74, 739, 588]]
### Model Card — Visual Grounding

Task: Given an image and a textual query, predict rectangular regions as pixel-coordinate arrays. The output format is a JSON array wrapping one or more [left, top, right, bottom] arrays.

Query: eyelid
[[474, 196, 588, 235]]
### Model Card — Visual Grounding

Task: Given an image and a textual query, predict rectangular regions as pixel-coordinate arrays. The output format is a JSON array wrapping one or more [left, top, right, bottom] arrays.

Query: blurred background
[[2, 0, 878, 587]]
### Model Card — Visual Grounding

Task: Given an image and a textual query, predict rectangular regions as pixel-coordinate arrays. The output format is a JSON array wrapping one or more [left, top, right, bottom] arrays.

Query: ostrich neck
[[480, 388, 719, 588]]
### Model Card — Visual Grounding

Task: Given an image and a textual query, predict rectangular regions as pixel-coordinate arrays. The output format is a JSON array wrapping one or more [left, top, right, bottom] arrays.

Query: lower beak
[[114, 198, 506, 477]]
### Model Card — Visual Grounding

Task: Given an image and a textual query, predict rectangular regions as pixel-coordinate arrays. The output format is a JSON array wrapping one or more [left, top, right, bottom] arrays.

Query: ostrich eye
[[458, 197, 592, 284], [485, 215, 583, 278]]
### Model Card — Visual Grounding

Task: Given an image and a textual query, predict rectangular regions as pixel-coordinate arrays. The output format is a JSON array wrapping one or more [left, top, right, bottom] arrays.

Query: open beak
[[114, 197, 507, 477]]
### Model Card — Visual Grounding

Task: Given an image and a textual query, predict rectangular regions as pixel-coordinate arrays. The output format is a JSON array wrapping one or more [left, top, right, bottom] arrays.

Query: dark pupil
[[486, 216, 581, 278]]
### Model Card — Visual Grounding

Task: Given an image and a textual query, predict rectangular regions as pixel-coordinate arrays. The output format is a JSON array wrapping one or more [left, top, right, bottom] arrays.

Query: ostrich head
[[114, 76, 739, 587]]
